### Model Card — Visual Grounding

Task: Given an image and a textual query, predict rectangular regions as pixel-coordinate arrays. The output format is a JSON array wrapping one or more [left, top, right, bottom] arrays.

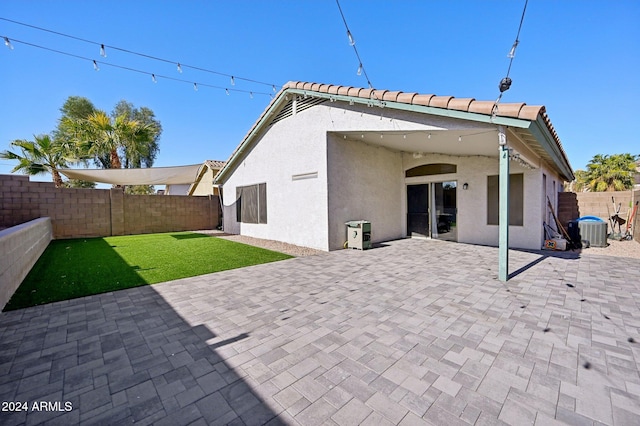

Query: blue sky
[[1, 1, 638, 185]]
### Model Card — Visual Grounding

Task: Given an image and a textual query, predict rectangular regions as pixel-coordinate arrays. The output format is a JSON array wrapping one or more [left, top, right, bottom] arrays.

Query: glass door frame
[[404, 179, 458, 241]]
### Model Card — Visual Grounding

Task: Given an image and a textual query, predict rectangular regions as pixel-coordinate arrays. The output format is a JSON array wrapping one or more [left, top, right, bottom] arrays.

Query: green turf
[[4, 232, 292, 311]]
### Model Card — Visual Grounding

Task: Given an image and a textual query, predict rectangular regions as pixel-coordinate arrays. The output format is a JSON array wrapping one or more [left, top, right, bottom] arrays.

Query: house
[[214, 81, 574, 273], [164, 160, 226, 196]]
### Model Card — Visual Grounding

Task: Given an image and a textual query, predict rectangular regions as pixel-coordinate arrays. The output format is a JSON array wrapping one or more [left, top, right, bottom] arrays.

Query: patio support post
[[498, 126, 509, 281]]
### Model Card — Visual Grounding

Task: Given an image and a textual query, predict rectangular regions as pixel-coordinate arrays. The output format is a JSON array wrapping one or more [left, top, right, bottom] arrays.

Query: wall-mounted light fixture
[[462, 183, 469, 190]]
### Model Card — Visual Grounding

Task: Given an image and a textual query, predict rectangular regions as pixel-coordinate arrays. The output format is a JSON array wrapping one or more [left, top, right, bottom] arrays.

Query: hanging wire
[[0, 17, 279, 90], [492, 0, 529, 118], [1, 36, 274, 97], [335, 0, 374, 89]]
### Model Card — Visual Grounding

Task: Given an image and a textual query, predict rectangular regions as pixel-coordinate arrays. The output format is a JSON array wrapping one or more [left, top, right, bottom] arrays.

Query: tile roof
[[205, 160, 226, 169], [216, 81, 573, 182], [283, 81, 570, 176]]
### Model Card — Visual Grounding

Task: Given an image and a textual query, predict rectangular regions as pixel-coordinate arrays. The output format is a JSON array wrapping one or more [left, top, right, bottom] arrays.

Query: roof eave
[[527, 117, 575, 181]]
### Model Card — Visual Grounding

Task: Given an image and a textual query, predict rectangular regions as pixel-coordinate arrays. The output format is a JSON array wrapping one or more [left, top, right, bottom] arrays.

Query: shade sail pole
[[498, 126, 510, 281]]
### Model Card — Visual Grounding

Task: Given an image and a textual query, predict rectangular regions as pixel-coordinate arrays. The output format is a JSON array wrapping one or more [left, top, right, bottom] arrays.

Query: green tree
[[63, 179, 97, 189], [585, 153, 639, 192], [125, 185, 155, 195], [0, 134, 68, 187], [112, 100, 162, 168], [78, 110, 155, 170]]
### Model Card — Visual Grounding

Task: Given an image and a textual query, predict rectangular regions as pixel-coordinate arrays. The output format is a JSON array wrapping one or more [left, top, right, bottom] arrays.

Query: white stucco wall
[[327, 136, 404, 250], [222, 107, 331, 250], [401, 153, 547, 250], [221, 98, 565, 252]]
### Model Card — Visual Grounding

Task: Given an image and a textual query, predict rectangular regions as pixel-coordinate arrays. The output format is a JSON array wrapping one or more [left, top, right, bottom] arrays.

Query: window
[[487, 174, 523, 226], [236, 183, 267, 224], [405, 163, 456, 178]]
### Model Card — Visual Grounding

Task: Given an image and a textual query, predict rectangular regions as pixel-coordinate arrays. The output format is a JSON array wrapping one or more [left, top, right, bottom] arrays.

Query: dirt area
[[194, 230, 326, 257], [196, 230, 640, 260], [576, 237, 640, 259]]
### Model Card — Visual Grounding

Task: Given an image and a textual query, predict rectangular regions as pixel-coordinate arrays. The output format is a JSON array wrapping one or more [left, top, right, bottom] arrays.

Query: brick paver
[[1, 238, 639, 425]]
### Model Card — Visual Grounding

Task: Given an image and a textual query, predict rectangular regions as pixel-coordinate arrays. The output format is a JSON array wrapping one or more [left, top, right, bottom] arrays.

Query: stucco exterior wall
[[327, 136, 403, 250], [400, 153, 556, 250], [221, 100, 564, 252], [222, 107, 331, 250]]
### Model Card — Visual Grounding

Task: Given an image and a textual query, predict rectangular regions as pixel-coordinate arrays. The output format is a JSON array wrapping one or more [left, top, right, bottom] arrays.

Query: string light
[[3, 36, 13, 49], [151, 73, 157, 83], [249, 92, 253, 99], [177, 63, 182, 73], [272, 85, 276, 92], [492, 0, 529, 117], [335, 0, 374, 88], [193, 83, 198, 91], [347, 30, 355, 46], [0, 17, 279, 91], [2, 35, 274, 98], [100, 44, 106, 57], [226, 88, 230, 96], [230, 76, 235, 86]]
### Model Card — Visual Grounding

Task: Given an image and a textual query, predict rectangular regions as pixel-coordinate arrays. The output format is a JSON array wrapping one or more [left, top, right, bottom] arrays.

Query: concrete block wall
[[1, 175, 219, 239], [0, 217, 52, 310], [123, 193, 218, 235], [558, 190, 639, 242]]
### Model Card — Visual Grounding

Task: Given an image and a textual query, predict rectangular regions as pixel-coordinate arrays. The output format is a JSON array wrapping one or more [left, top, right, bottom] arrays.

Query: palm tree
[[585, 153, 638, 192], [0, 134, 68, 187], [79, 110, 154, 170]]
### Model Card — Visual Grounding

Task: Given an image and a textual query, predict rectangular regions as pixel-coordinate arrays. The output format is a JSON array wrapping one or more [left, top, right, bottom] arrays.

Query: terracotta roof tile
[[519, 105, 545, 121], [328, 85, 340, 95], [382, 91, 402, 102], [467, 100, 496, 115], [448, 98, 475, 112], [373, 89, 388, 100], [311, 83, 322, 91], [337, 86, 351, 96], [359, 88, 375, 99], [347, 87, 362, 97], [411, 94, 434, 106], [302, 82, 313, 90], [396, 92, 418, 103], [429, 96, 454, 108], [205, 160, 226, 169]]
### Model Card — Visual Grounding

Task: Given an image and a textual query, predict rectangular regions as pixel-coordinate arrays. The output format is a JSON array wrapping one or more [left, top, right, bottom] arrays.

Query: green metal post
[[498, 126, 510, 281]]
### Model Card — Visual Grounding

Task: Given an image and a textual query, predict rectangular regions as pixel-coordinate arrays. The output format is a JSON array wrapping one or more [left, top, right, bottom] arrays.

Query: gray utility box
[[346, 220, 372, 250], [578, 220, 608, 248]]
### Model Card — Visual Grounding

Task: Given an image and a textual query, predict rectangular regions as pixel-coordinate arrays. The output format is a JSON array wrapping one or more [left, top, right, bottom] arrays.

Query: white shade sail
[[59, 164, 203, 185]]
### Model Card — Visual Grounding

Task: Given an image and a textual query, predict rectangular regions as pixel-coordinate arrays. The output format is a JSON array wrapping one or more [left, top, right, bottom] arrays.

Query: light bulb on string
[[347, 30, 355, 46], [249, 92, 254, 99], [507, 40, 519, 58], [272, 85, 277, 92], [193, 83, 198, 91], [230, 76, 235, 86], [357, 63, 362, 76], [93, 60, 99, 71], [4, 37, 14, 50], [225, 88, 230, 96], [458, 136, 462, 142], [151, 74, 157, 83], [177, 63, 182, 73], [100, 44, 106, 57]]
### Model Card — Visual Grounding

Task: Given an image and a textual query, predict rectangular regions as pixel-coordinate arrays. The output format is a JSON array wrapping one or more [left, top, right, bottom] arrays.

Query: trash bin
[[345, 220, 371, 250]]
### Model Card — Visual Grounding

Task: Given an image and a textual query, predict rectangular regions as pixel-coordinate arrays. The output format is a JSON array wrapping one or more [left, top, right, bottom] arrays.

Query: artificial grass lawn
[[4, 232, 292, 311]]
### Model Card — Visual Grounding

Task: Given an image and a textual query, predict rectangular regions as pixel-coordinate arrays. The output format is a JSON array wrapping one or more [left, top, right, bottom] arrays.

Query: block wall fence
[[558, 190, 640, 243], [0, 174, 220, 239]]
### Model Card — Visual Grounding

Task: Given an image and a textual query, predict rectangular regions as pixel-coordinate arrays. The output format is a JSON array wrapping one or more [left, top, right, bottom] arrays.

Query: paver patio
[[1, 238, 639, 425]]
